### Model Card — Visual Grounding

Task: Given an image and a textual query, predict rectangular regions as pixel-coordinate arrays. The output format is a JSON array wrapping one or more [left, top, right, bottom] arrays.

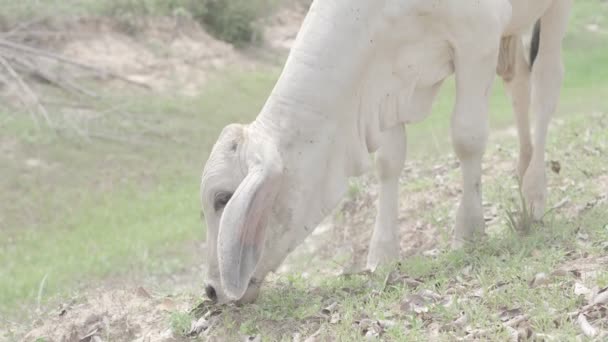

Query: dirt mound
[[2, 4, 308, 99], [56, 17, 242, 96], [22, 288, 191, 342], [1, 16, 247, 98]]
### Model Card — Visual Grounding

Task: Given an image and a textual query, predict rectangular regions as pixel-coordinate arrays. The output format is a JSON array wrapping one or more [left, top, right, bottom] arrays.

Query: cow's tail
[[497, 35, 518, 82], [529, 19, 541, 70], [497, 19, 541, 81]]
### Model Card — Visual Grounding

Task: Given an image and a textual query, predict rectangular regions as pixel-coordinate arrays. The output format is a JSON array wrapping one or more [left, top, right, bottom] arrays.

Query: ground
[[1, 1, 607, 341]]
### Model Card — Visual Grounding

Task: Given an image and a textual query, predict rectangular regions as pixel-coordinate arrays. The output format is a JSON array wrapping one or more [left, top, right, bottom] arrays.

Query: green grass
[[170, 310, 194, 336], [0, 182, 199, 311], [0, 69, 278, 315], [186, 105, 608, 341]]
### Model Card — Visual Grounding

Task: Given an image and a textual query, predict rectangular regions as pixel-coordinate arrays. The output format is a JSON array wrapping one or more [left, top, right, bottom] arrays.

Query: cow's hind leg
[[503, 38, 533, 182], [522, 0, 572, 220], [367, 124, 406, 271]]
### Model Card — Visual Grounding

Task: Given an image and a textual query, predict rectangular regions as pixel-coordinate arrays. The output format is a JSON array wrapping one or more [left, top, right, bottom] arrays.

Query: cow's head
[[201, 123, 286, 303], [201, 113, 357, 303]]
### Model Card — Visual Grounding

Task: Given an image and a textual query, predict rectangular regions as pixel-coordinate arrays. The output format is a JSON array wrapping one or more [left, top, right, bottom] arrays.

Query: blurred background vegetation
[[1, 0, 287, 45]]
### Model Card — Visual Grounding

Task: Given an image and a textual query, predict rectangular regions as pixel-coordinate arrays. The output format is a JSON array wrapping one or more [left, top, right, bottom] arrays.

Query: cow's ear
[[217, 160, 282, 300]]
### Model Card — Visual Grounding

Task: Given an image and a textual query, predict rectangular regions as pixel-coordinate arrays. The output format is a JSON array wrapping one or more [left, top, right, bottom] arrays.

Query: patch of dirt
[[23, 16, 246, 96], [263, 1, 308, 51], [22, 288, 190, 342]]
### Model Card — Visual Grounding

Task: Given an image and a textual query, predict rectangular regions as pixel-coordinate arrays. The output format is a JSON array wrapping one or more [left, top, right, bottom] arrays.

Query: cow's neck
[[253, 1, 383, 142], [248, 2, 395, 242]]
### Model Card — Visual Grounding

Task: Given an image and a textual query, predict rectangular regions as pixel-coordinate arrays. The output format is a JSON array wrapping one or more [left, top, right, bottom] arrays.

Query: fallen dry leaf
[[505, 326, 519, 342], [157, 297, 176, 312], [574, 282, 593, 302], [577, 313, 598, 338], [243, 335, 261, 342], [530, 272, 551, 288], [330, 312, 341, 324], [189, 300, 216, 318], [551, 197, 570, 210], [422, 248, 441, 257], [499, 308, 523, 323], [440, 295, 454, 308], [303, 326, 323, 342], [188, 317, 209, 337], [592, 286, 608, 306], [382, 271, 423, 291], [78, 327, 100, 342], [516, 321, 533, 341], [534, 333, 557, 341], [463, 327, 492, 340], [504, 314, 529, 329], [550, 160, 561, 174], [399, 289, 443, 315], [321, 302, 338, 316], [441, 312, 468, 333], [488, 281, 510, 293], [354, 318, 384, 339], [469, 287, 485, 300], [340, 269, 372, 278], [400, 294, 429, 314], [418, 289, 442, 302], [135, 287, 152, 299]]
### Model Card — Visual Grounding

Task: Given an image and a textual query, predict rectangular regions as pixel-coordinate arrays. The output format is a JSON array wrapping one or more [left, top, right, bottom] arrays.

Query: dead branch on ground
[[0, 24, 153, 142]]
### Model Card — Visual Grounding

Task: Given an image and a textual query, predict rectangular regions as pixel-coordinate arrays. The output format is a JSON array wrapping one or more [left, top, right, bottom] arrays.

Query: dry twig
[[0, 54, 52, 126]]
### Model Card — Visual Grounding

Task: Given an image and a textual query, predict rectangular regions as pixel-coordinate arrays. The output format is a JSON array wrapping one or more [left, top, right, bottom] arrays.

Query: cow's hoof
[[522, 166, 547, 221], [451, 237, 466, 250], [366, 239, 399, 272], [452, 208, 485, 250]]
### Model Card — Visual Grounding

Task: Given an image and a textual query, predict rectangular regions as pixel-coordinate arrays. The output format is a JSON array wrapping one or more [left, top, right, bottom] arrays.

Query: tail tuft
[[529, 20, 541, 70]]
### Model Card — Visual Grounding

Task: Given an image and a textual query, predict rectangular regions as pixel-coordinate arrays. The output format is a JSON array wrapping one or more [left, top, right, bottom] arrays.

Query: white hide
[[201, 0, 572, 303]]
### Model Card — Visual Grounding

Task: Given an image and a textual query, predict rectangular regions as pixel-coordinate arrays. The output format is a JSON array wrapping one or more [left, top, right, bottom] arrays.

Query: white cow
[[200, 0, 572, 303]]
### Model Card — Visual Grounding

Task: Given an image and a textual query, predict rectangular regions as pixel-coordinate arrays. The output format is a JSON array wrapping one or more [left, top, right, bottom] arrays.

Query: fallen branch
[[0, 17, 47, 39], [0, 54, 52, 126], [0, 39, 151, 89], [4, 54, 98, 98]]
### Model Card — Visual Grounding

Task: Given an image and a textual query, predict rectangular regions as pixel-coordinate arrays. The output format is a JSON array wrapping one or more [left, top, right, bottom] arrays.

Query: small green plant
[[195, 0, 275, 46], [347, 179, 362, 199], [239, 318, 258, 336], [505, 191, 534, 235], [95, 0, 277, 45], [170, 311, 193, 336]]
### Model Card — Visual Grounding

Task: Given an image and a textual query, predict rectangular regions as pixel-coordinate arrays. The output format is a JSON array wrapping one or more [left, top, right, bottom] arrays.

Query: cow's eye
[[214, 191, 233, 212]]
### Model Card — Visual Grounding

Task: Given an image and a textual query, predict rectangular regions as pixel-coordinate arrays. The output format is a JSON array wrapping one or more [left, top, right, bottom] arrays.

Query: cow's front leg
[[451, 48, 498, 248], [367, 124, 406, 271]]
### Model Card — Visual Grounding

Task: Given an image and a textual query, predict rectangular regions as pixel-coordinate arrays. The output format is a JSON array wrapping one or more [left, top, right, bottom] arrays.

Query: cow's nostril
[[205, 284, 217, 302]]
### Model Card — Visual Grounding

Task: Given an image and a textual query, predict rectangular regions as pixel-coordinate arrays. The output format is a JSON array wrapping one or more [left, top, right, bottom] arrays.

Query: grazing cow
[[200, 0, 572, 303]]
